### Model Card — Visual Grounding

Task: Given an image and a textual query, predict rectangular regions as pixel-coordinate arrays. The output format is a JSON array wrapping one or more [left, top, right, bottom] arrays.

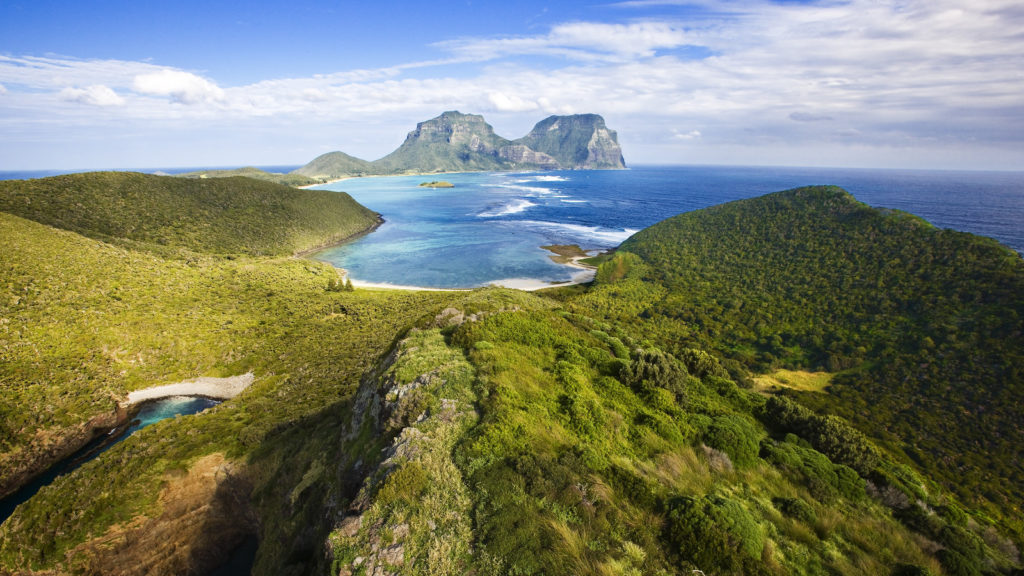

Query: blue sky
[[1, 0, 1022, 170]]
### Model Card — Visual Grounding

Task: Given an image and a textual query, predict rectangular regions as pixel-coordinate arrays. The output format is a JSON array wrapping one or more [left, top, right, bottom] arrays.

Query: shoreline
[[300, 175, 603, 293], [341, 248, 597, 293], [293, 215, 385, 259]]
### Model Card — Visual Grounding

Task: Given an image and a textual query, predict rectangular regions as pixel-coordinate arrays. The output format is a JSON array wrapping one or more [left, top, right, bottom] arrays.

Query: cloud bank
[[1, 0, 1022, 169]]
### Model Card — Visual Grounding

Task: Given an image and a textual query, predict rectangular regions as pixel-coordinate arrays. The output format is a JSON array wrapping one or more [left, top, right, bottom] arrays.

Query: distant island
[[176, 111, 626, 186], [419, 180, 454, 188]]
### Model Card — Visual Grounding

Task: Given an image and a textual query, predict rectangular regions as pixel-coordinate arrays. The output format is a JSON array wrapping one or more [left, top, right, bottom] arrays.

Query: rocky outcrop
[[0, 404, 127, 500], [328, 326, 480, 576], [514, 114, 626, 169], [497, 143, 561, 169], [371, 111, 513, 174]]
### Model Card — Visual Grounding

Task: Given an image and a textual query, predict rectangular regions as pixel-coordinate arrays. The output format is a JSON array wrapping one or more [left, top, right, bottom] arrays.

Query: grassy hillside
[[291, 151, 376, 181], [0, 172, 379, 256], [0, 209, 460, 572], [176, 166, 319, 187], [569, 186, 1024, 540], [1, 181, 1021, 575]]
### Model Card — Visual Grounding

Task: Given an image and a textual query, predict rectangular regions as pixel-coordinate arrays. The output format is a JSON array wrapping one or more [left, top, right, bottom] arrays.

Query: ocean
[[312, 165, 1024, 289]]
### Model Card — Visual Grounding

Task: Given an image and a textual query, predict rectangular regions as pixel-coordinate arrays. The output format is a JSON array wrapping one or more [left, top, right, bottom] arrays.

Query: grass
[[1, 179, 1021, 575], [0, 171, 379, 256], [753, 369, 833, 393]]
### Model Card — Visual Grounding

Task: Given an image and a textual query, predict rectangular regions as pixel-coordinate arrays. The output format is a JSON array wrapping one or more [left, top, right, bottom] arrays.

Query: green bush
[[664, 494, 765, 572], [704, 414, 761, 468], [773, 496, 816, 523], [621, 348, 688, 403]]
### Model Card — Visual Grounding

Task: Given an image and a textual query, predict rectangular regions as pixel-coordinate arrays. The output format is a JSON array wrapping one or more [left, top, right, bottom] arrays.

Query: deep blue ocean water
[[314, 165, 1024, 289]]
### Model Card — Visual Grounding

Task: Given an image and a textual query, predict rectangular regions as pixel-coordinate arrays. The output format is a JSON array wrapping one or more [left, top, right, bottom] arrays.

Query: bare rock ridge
[[292, 111, 625, 180]]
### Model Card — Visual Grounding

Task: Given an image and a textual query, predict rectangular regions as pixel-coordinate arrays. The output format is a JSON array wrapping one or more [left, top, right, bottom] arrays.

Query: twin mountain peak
[[294, 111, 626, 180]]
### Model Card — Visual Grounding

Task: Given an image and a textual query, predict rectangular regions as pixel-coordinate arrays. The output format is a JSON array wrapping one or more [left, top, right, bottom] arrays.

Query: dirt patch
[[70, 453, 258, 576]]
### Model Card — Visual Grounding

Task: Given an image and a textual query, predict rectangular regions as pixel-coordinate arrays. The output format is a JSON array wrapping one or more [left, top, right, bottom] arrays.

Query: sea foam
[[478, 199, 538, 217]]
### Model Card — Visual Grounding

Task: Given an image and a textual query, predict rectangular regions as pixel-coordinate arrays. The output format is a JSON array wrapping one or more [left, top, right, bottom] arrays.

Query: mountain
[[515, 114, 626, 169], [291, 151, 376, 181], [371, 111, 528, 174], [0, 171, 380, 256], [291, 111, 625, 180]]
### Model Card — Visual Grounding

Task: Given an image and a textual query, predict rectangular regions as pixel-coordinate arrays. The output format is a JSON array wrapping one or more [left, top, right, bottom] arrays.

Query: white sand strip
[[350, 279, 470, 292], [126, 373, 255, 405], [488, 268, 596, 291]]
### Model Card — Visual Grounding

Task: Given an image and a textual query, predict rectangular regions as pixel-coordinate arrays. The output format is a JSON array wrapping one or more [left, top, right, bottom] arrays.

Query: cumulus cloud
[[438, 21, 696, 62], [0, 83, 7, 94], [1, 0, 1023, 168], [488, 92, 538, 112], [132, 69, 224, 104], [673, 129, 702, 140], [58, 84, 125, 106]]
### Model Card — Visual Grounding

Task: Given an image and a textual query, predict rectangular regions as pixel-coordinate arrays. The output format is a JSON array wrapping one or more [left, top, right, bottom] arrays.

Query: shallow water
[[314, 166, 1024, 288]]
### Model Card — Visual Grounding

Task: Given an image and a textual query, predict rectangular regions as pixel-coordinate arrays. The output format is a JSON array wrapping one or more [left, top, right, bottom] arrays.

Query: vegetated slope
[[0, 171, 379, 256], [575, 186, 1024, 537], [324, 297, 1019, 575], [3, 180, 1022, 576], [177, 166, 319, 187], [291, 151, 376, 181], [0, 209, 460, 573]]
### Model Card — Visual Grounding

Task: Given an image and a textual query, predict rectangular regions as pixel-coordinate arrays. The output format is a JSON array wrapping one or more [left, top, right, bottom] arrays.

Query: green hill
[[0, 171, 380, 256], [176, 166, 319, 187], [573, 185, 1024, 537], [1, 182, 1021, 575], [290, 151, 376, 181]]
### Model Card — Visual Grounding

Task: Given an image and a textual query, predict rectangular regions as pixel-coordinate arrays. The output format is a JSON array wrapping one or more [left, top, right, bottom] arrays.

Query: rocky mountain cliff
[[291, 111, 625, 179], [515, 114, 626, 170]]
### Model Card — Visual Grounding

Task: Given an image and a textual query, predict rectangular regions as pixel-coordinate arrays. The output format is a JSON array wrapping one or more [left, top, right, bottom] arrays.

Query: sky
[[1, 0, 1022, 171]]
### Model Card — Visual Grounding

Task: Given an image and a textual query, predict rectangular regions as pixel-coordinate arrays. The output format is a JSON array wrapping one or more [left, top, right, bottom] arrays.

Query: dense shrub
[[773, 496, 816, 523], [761, 396, 879, 475], [704, 414, 761, 468], [664, 494, 765, 572], [621, 348, 688, 403], [761, 437, 865, 502]]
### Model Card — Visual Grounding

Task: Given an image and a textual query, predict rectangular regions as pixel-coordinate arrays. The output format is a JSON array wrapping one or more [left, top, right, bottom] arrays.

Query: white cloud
[[488, 92, 539, 112], [673, 129, 702, 140], [132, 69, 224, 104], [0, 83, 7, 95], [58, 85, 125, 107], [438, 21, 696, 63], [1, 0, 1023, 169]]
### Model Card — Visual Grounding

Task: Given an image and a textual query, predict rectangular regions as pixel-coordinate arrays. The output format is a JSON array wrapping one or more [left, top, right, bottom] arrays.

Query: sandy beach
[[126, 373, 255, 405], [344, 250, 596, 292]]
